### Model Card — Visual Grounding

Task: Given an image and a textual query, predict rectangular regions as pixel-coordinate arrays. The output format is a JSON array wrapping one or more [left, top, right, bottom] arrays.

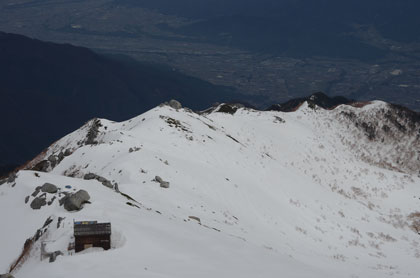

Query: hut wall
[[75, 234, 111, 252]]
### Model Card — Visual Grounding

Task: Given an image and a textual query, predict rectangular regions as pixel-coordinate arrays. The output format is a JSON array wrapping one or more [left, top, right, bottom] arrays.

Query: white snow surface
[[1, 101, 420, 278]]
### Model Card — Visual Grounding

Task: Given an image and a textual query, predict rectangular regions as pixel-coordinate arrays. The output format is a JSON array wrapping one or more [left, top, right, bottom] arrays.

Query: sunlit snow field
[[1, 101, 420, 277]]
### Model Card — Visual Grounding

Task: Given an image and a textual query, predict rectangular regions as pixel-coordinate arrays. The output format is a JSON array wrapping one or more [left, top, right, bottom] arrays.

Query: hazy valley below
[[1, 0, 420, 111]]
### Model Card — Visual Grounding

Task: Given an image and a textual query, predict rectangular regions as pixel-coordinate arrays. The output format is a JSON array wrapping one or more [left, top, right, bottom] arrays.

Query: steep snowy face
[[1, 101, 420, 278]]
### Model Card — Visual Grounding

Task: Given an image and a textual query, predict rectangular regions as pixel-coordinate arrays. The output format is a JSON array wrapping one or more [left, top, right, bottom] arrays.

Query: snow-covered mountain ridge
[[1, 100, 420, 278]]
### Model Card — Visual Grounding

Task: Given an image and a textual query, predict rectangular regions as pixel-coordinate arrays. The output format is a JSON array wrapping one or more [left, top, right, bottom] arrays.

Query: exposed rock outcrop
[[217, 104, 240, 114], [0, 172, 17, 186], [31, 152, 66, 173], [85, 118, 102, 145], [32, 160, 50, 172], [168, 99, 182, 110], [84, 173, 118, 190], [47, 155, 58, 167]]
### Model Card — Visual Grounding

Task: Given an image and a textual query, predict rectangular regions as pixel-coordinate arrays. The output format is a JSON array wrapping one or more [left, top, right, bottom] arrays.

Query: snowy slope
[[1, 101, 420, 278]]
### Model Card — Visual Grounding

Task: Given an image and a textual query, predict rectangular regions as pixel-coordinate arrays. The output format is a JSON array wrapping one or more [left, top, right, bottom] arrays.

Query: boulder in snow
[[160, 181, 170, 188], [63, 190, 91, 211], [97, 176, 107, 183], [155, 176, 163, 183], [102, 180, 113, 188], [154, 176, 170, 188], [189, 216, 201, 223], [31, 187, 41, 197], [41, 182, 58, 193], [30, 196, 47, 210], [49, 251, 63, 263], [83, 173, 97, 180]]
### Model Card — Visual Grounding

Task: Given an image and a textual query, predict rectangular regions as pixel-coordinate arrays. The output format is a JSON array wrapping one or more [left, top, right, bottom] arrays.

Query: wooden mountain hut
[[74, 221, 111, 252]]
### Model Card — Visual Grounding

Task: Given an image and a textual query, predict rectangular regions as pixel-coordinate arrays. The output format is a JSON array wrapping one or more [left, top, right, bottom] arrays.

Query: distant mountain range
[[0, 31, 242, 168]]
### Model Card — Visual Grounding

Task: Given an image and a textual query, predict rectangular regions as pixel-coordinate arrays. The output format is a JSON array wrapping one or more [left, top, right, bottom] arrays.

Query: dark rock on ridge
[[32, 160, 50, 172], [267, 92, 354, 112]]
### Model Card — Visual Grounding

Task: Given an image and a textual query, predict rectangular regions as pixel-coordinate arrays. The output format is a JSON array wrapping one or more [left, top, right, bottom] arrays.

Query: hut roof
[[74, 222, 111, 236]]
